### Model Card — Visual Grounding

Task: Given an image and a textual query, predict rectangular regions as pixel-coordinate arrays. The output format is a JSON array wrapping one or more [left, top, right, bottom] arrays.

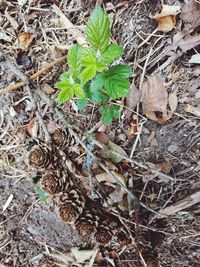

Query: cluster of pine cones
[[28, 129, 130, 245], [28, 128, 160, 266]]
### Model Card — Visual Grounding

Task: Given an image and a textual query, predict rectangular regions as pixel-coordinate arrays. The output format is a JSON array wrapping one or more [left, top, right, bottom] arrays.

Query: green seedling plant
[[55, 7, 132, 124]]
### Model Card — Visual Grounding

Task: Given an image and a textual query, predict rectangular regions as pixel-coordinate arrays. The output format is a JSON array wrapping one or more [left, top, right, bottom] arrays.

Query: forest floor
[[0, 0, 200, 266]]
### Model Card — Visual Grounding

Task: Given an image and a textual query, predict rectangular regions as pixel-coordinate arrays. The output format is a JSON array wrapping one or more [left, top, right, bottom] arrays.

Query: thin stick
[[159, 191, 200, 215], [0, 55, 66, 95]]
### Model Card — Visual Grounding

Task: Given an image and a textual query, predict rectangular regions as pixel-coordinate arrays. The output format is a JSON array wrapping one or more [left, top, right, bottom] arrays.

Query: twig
[[0, 51, 50, 140], [159, 191, 200, 216], [0, 55, 66, 95]]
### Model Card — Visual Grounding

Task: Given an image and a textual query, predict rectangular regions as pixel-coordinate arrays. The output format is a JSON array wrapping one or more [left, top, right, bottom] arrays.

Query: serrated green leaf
[[59, 72, 71, 81], [111, 105, 120, 119], [72, 84, 85, 98], [67, 44, 82, 76], [57, 86, 74, 104], [101, 44, 123, 64], [55, 80, 70, 90], [81, 66, 96, 84], [106, 64, 132, 78], [104, 76, 130, 99], [90, 73, 108, 104], [100, 105, 113, 125], [76, 99, 88, 110], [81, 55, 96, 67], [86, 7, 110, 51]]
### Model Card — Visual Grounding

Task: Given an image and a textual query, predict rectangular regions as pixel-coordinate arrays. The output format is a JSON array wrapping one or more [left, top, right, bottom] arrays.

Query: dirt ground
[[0, 0, 200, 266]]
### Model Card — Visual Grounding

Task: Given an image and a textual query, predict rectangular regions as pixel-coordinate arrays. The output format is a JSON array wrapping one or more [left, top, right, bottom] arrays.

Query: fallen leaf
[[156, 15, 176, 32], [180, 0, 200, 30], [96, 171, 126, 204], [154, 4, 180, 32], [178, 35, 200, 53], [43, 83, 56, 95], [171, 71, 181, 83], [141, 75, 168, 113], [71, 247, 95, 263], [185, 104, 200, 117], [141, 76, 178, 123], [95, 171, 126, 186], [156, 162, 172, 174], [27, 117, 38, 138], [18, 32, 33, 50], [125, 80, 140, 119], [99, 140, 127, 163], [189, 54, 200, 64], [95, 132, 109, 145]]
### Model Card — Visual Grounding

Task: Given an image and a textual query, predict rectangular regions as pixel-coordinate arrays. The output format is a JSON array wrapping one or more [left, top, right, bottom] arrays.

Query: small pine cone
[[95, 220, 113, 245], [28, 143, 53, 169], [116, 228, 131, 246], [41, 168, 68, 194], [59, 187, 85, 223], [142, 250, 159, 267], [52, 128, 75, 150], [75, 209, 98, 237]]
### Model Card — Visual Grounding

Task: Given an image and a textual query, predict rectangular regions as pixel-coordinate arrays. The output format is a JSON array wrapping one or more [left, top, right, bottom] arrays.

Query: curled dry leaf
[[103, 140, 127, 163], [125, 80, 140, 119], [18, 32, 33, 50], [43, 83, 56, 95], [95, 132, 109, 145], [27, 117, 39, 138], [141, 75, 178, 123], [154, 4, 181, 32], [141, 75, 168, 113]]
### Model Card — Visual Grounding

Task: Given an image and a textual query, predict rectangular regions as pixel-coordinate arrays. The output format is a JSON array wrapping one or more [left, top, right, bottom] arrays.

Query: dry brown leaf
[[27, 117, 38, 138], [141, 75, 168, 113], [18, 32, 33, 50], [43, 83, 56, 95], [125, 80, 140, 119], [156, 162, 172, 174], [171, 71, 181, 83], [95, 171, 126, 186], [180, 0, 200, 30], [141, 76, 178, 123], [95, 132, 109, 145], [154, 4, 180, 32], [178, 34, 200, 53], [156, 15, 176, 32]]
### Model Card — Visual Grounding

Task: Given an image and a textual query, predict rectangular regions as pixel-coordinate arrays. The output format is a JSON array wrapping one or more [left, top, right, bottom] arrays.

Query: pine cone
[[95, 220, 113, 245], [142, 250, 159, 267], [52, 128, 75, 149], [28, 143, 53, 168], [41, 168, 68, 194], [116, 228, 131, 246], [75, 209, 98, 237], [59, 187, 85, 223]]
